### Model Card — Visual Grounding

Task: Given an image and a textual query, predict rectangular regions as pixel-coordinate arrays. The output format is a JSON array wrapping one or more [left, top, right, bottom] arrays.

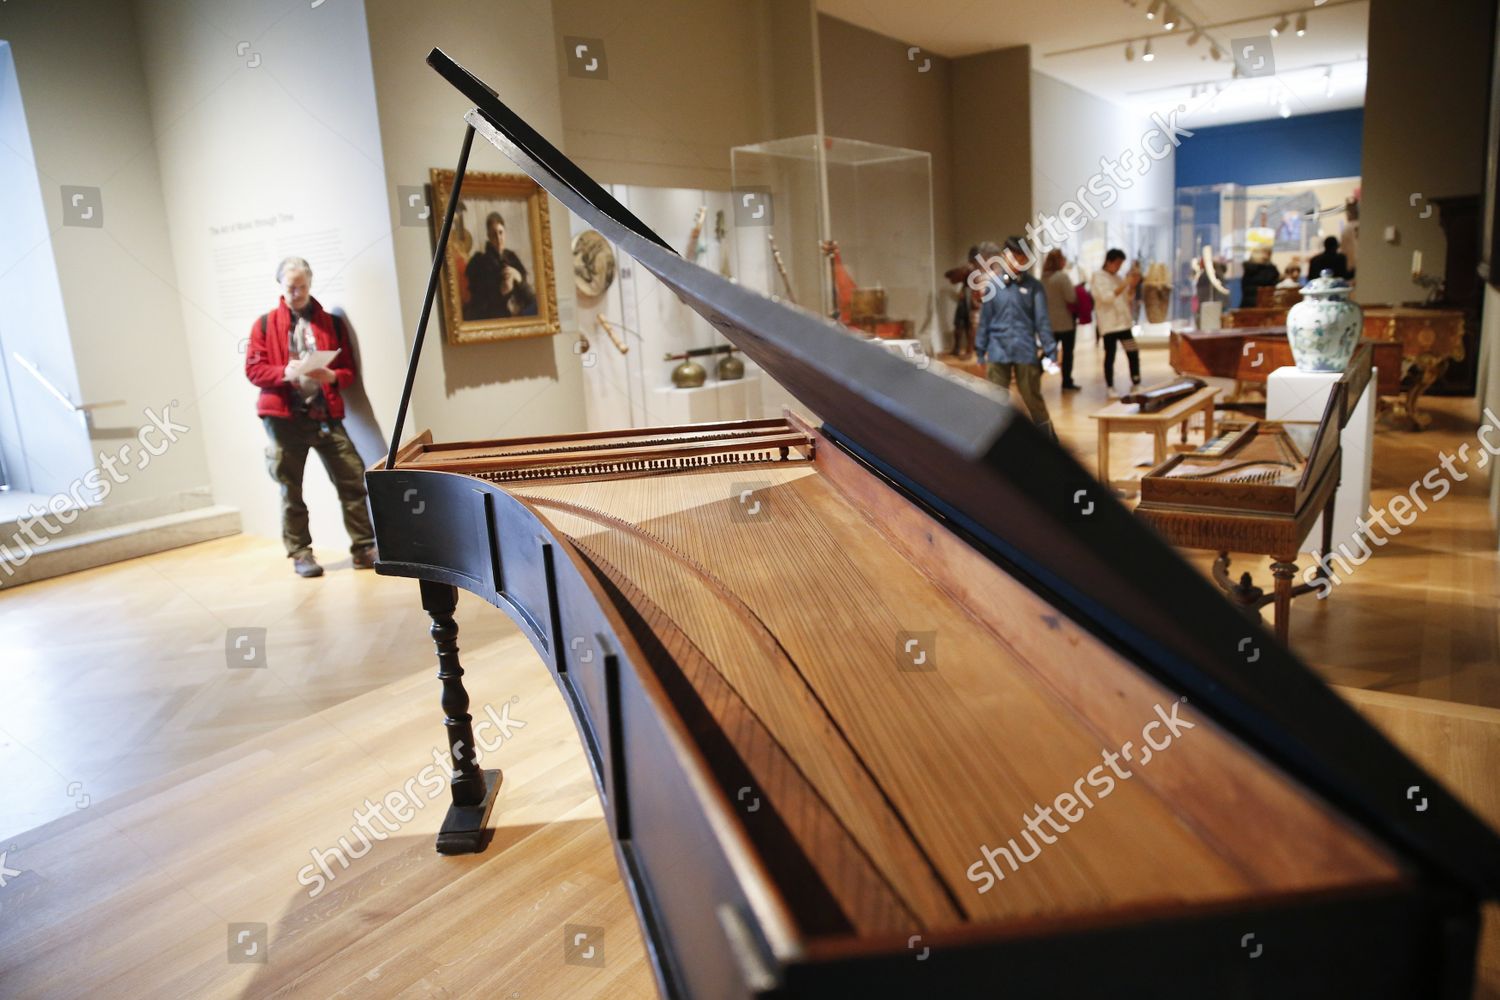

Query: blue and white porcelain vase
[[1286, 270, 1362, 372]]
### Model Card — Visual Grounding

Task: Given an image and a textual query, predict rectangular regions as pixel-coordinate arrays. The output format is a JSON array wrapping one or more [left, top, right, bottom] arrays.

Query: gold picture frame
[[429, 169, 560, 344]]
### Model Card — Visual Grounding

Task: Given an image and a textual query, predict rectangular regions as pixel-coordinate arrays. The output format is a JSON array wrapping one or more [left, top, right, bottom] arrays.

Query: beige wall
[[1359, 0, 1493, 305], [951, 46, 1033, 254], [0, 0, 213, 508], [129, 0, 408, 544], [817, 14, 956, 312], [553, 0, 820, 190], [364, 0, 586, 447]]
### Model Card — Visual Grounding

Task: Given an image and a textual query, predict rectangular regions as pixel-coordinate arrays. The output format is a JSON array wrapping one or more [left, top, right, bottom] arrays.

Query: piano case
[[362, 49, 1500, 999]]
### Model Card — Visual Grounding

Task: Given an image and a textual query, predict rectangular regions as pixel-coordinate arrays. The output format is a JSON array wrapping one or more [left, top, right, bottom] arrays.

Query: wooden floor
[[1, 333, 1497, 997], [0, 622, 656, 998]]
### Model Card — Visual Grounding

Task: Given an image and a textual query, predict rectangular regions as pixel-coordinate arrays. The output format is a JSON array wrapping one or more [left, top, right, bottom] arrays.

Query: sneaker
[[293, 552, 324, 578], [352, 545, 378, 570], [1062, 381, 1081, 391]]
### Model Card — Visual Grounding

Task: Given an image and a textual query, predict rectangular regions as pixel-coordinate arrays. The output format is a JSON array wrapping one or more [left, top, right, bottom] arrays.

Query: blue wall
[[1175, 109, 1364, 188]]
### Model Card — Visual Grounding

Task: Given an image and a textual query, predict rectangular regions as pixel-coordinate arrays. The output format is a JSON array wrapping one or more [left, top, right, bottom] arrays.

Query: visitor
[[1240, 247, 1280, 307], [244, 257, 377, 578], [1277, 264, 1304, 289], [1091, 248, 1140, 392], [976, 237, 1058, 439], [947, 245, 982, 359], [1041, 249, 1080, 391], [1308, 236, 1352, 280]]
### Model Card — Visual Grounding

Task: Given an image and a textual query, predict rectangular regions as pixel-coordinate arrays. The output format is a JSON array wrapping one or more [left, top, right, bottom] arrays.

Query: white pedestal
[[1266, 366, 1374, 555], [1134, 320, 1173, 344], [649, 376, 758, 425]]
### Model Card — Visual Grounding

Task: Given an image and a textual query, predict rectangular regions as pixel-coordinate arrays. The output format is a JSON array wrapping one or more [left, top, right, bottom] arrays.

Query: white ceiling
[[817, 0, 1369, 126]]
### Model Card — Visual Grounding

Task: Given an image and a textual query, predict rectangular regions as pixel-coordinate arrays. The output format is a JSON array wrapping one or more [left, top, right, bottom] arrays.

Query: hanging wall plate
[[572, 229, 617, 298]]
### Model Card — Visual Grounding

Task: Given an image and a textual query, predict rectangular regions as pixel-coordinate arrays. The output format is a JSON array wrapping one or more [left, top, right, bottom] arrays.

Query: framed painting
[[429, 169, 560, 343]]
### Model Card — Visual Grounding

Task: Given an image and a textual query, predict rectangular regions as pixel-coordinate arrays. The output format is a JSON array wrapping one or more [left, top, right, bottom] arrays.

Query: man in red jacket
[[245, 257, 376, 577]]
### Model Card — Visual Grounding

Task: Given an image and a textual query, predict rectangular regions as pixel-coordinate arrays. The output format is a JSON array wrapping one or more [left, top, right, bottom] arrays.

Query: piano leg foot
[[437, 768, 503, 855], [421, 578, 504, 855]]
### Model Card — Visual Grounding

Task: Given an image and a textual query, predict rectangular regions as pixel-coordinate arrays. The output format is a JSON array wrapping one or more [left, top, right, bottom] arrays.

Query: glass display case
[[730, 135, 938, 350], [1175, 184, 1233, 328], [1174, 179, 1360, 324]]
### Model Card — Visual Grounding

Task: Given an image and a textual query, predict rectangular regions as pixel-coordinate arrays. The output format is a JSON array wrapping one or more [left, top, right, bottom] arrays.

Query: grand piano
[[364, 50, 1500, 999]]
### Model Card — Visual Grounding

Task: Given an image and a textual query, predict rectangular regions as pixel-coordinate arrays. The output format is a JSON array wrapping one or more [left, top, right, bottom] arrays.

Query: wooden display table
[[1361, 306, 1466, 429], [1090, 385, 1218, 485]]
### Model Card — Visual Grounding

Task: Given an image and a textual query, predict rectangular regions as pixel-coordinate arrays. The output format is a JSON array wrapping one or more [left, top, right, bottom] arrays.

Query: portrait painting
[[429, 169, 560, 344]]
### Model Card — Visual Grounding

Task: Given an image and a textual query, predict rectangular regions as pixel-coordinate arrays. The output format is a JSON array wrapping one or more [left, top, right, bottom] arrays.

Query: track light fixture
[[1126, 40, 1136, 61], [1162, 6, 1178, 30], [1210, 43, 1222, 60], [1146, 0, 1161, 19], [1188, 27, 1203, 45], [1295, 13, 1307, 35], [1271, 15, 1289, 36], [1143, 38, 1155, 61]]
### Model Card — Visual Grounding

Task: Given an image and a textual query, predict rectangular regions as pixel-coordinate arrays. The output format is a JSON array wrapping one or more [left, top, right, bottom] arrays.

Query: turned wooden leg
[[420, 579, 503, 854], [1270, 557, 1298, 645], [1318, 482, 1338, 579], [1097, 424, 1111, 485]]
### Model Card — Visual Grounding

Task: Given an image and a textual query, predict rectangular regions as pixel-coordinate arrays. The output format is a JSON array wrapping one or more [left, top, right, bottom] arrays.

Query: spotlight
[[1296, 13, 1307, 35], [1271, 15, 1289, 36], [1188, 27, 1203, 45], [1126, 40, 1136, 61], [1146, 0, 1161, 19], [1279, 104, 1292, 118], [1163, 6, 1178, 30], [1210, 43, 1223, 60], [1143, 38, 1155, 61]]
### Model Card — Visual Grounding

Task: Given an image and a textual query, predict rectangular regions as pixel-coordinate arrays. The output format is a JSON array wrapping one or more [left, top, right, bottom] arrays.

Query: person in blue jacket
[[976, 236, 1058, 440]]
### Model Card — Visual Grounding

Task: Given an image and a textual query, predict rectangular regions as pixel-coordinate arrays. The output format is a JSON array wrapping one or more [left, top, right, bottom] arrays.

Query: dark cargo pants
[[262, 416, 374, 558]]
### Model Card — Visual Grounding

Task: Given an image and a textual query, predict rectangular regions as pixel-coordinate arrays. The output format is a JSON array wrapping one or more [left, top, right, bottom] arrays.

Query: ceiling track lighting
[[1271, 15, 1289, 37], [1188, 28, 1203, 45], [1162, 6, 1178, 30], [1295, 13, 1308, 35], [1143, 38, 1155, 61], [1126, 40, 1136, 61], [1210, 43, 1223, 60], [1146, 0, 1161, 19]]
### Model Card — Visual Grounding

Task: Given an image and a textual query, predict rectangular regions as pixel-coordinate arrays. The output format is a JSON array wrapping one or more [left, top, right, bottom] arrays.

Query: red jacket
[[245, 296, 356, 419]]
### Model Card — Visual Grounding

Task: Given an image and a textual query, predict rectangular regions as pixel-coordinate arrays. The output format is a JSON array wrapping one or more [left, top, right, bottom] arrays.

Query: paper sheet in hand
[[287, 349, 339, 379]]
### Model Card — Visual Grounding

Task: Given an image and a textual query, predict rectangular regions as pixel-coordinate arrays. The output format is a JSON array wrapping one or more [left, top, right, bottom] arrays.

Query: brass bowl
[[716, 354, 745, 380], [671, 359, 707, 388]]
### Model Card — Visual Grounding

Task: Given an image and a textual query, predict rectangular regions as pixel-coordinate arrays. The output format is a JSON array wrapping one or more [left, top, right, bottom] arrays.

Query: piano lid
[[420, 47, 1500, 898]]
